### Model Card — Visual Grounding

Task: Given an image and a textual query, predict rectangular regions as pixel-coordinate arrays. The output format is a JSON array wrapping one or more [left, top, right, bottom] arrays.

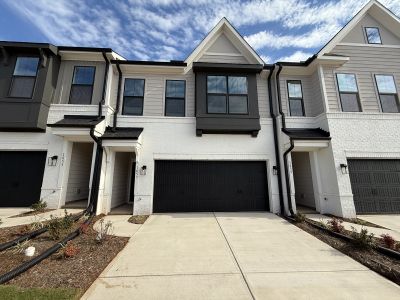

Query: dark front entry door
[[0, 151, 47, 207], [153, 160, 269, 213], [348, 159, 400, 213], [129, 162, 136, 201]]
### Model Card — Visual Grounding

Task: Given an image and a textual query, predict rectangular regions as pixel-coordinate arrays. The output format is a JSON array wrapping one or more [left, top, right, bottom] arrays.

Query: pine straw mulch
[[0, 215, 129, 297], [293, 220, 400, 286]]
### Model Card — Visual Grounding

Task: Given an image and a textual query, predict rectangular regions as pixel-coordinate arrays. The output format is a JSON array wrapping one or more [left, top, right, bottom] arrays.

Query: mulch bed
[[294, 220, 400, 285], [0, 215, 129, 297], [9, 209, 54, 218]]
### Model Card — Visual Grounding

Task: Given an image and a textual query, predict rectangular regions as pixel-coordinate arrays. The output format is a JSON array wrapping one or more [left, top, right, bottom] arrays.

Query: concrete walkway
[[0, 208, 82, 228], [307, 214, 400, 241], [83, 213, 400, 300], [359, 215, 400, 234]]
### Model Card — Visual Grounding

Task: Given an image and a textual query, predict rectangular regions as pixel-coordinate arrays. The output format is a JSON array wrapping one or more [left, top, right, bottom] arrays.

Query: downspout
[[266, 67, 285, 215], [89, 127, 103, 214], [113, 62, 122, 131], [275, 63, 294, 216], [99, 52, 110, 117]]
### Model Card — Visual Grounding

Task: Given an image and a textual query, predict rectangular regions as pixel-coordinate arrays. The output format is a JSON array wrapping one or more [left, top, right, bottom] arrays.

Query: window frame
[[8, 56, 40, 99], [164, 79, 186, 117], [68, 66, 96, 105], [374, 74, 400, 113], [364, 27, 382, 45], [335, 73, 362, 112], [122, 78, 146, 116], [206, 75, 249, 115], [286, 80, 305, 116]]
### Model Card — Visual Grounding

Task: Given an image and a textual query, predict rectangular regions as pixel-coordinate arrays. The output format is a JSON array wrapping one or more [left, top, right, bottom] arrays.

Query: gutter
[[113, 62, 122, 130], [266, 65, 285, 215]]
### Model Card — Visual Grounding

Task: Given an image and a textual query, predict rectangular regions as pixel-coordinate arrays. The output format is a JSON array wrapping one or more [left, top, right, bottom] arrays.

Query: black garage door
[[0, 151, 47, 207], [348, 159, 400, 214], [153, 160, 268, 212]]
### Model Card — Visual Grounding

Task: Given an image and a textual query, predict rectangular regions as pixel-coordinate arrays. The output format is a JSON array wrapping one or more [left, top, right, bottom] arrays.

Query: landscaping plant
[[327, 218, 344, 233], [96, 219, 113, 243], [30, 200, 47, 213], [48, 210, 74, 240], [350, 227, 374, 249], [380, 234, 396, 249], [63, 242, 79, 258], [293, 212, 306, 223]]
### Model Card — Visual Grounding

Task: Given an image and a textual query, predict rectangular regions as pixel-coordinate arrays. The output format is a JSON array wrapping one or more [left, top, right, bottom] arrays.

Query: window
[[165, 80, 185, 116], [375, 75, 399, 113], [287, 81, 305, 116], [69, 66, 95, 104], [207, 75, 248, 114], [336, 73, 361, 112], [9, 57, 39, 98], [365, 27, 382, 44], [123, 79, 145, 115]]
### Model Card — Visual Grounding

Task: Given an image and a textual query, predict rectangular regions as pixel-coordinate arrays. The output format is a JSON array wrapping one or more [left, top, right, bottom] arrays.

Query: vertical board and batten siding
[[54, 60, 105, 105], [119, 71, 195, 117], [324, 45, 400, 112], [279, 71, 324, 117], [111, 152, 131, 208], [66, 143, 93, 202]]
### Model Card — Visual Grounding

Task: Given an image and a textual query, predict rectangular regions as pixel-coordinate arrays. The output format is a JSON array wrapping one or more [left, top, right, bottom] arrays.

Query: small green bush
[[293, 212, 306, 223], [31, 200, 47, 212], [48, 210, 74, 240], [350, 227, 374, 249]]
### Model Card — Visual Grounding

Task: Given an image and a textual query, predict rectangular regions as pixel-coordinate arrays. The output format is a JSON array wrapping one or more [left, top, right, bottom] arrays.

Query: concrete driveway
[[83, 213, 400, 300]]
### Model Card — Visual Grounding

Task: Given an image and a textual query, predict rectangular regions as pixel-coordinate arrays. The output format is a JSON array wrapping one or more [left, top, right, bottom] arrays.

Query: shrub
[[327, 218, 344, 233], [293, 212, 306, 223], [128, 215, 149, 224], [48, 210, 74, 240], [96, 219, 113, 243], [0, 218, 2, 226], [380, 234, 396, 249], [63, 242, 79, 258], [30, 200, 47, 213], [350, 227, 374, 249]]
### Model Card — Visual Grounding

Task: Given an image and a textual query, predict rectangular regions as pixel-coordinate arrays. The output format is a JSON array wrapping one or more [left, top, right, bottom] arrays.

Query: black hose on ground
[[0, 214, 94, 284]]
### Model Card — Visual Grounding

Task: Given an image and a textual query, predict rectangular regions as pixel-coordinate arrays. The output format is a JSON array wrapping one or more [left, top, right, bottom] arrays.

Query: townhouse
[[0, 0, 399, 218]]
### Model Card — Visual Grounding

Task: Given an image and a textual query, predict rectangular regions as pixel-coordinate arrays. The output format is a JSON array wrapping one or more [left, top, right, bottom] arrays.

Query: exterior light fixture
[[140, 165, 147, 175], [47, 155, 58, 166], [272, 166, 278, 175], [340, 163, 348, 174]]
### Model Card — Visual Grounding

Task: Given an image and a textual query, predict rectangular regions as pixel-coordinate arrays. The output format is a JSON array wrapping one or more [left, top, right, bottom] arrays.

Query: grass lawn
[[0, 285, 80, 300]]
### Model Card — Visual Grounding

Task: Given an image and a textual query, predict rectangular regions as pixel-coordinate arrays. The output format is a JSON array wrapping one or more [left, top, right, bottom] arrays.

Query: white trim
[[204, 52, 244, 57], [293, 140, 330, 150], [318, 65, 330, 113], [345, 151, 400, 159], [337, 42, 400, 49]]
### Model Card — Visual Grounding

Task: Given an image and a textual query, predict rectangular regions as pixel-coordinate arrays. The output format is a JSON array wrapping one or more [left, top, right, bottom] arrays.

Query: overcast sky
[[1, 0, 399, 62]]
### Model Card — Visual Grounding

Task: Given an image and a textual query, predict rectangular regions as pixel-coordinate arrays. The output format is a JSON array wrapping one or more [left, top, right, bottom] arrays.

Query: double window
[[69, 66, 95, 104], [375, 75, 399, 113], [9, 57, 39, 98], [123, 79, 145, 115], [365, 27, 382, 44], [207, 75, 248, 114], [165, 80, 185, 116], [336, 73, 361, 112], [287, 80, 305, 116]]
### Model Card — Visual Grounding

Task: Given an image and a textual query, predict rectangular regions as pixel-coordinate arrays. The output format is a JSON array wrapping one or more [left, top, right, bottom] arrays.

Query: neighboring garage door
[[0, 151, 47, 207], [348, 159, 400, 214], [153, 160, 269, 212]]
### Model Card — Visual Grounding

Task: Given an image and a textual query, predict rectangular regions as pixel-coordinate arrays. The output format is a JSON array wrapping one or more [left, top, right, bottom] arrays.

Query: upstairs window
[[123, 79, 145, 115], [375, 75, 399, 113], [365, 27, 382, 44], [165, 80, 185, 117], [287, 80, 305, 116], [9, 57, 39, 98], [336, 73, 361, 112], [207, 75, 248, 114], [69, 66, 95, 104]]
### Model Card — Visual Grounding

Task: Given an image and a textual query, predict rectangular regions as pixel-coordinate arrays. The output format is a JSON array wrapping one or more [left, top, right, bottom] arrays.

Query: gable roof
[[185, 18, 264, 65], [318, 0, 400, 57]]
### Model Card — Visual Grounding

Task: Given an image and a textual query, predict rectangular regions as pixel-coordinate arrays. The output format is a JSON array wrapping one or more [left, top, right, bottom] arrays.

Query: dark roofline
[[276, 54, 317, 67], [263, 64, 275, 70], [193, 62, 263, 73], [0, 41, 57, 55], [110, 60, 187, 67], [58, 46, 113, 53]]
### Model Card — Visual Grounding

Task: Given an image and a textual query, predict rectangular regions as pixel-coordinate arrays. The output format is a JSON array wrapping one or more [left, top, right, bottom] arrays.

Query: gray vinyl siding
[[54, 60, 106, 105], [121, 71, 195, 117], [280, 71, 324, 117], [325, 44, 400, 112], [257, 72, 269, 118]]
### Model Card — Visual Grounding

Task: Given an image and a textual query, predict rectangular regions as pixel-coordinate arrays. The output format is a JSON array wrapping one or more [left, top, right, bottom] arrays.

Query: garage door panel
[[348, 159, 400, 214], [0, 151, 47, 207], [153, 161, 268, 213]]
